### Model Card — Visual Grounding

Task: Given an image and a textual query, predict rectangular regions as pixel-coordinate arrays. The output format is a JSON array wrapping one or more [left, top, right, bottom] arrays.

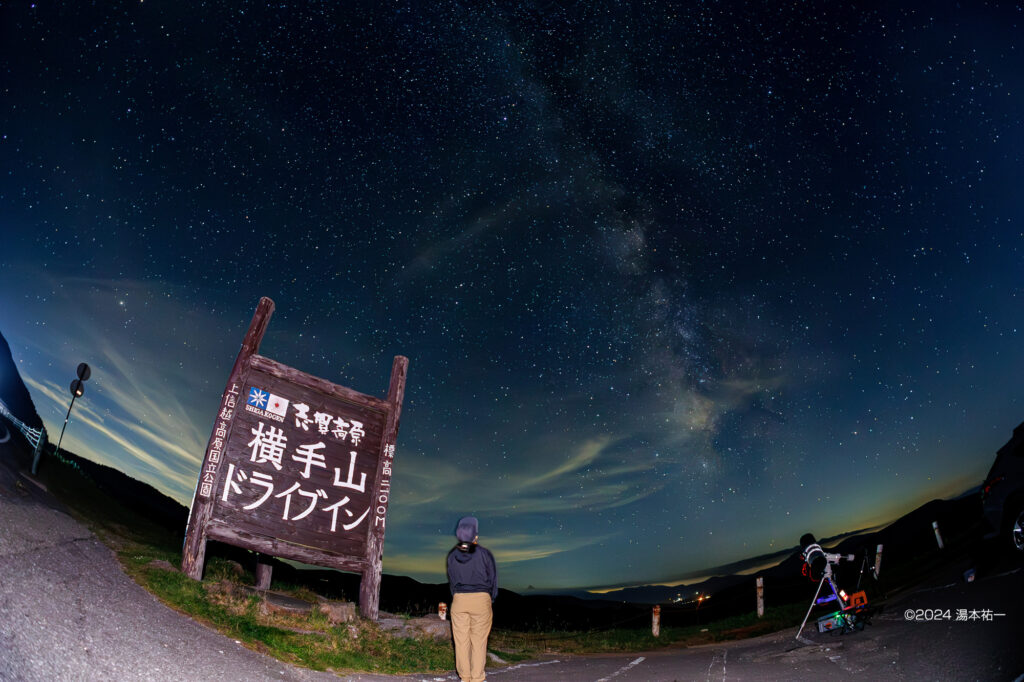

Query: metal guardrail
[[0, 398, 47, 469]]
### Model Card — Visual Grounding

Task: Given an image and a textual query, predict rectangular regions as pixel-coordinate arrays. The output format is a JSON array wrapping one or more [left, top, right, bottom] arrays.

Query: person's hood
[[452, 542, 477, 562]]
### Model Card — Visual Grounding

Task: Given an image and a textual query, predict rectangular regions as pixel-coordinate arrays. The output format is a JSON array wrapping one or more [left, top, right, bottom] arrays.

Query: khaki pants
[[451, 592, 493, 682]]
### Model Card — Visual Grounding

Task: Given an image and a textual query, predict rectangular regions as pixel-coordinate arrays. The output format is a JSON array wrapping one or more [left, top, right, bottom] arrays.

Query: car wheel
[[1012, 505, 1024, 553]]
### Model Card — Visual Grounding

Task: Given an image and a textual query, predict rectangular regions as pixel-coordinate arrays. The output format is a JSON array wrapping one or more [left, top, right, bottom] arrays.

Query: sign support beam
[[359, 354, 407, 620], [182, 297, 275, 580]]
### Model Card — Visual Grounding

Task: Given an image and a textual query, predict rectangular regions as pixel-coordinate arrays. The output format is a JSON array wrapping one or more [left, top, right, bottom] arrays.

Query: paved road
[[2, 429, 1021, 680], [408, 564, 1022, 682]]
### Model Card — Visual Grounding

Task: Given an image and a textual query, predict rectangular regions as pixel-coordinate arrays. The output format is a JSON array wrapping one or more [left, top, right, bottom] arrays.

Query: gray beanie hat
[[455, 516, 479, 542]]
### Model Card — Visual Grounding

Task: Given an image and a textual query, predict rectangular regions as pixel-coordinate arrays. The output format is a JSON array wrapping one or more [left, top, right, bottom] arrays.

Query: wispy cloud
[[25, 375, 198, 499], [516, 436, 610, 490], [397, 185, 552, 283], [392, 434, 665, 522], [486, 532, 615, 564], [390, 453, 478, 510], [383, 530, 617, 583], [4, 274, 236, 503]]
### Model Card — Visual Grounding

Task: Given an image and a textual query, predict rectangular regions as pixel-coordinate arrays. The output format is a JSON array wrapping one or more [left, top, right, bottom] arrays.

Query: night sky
[[1, 1, 1021, 592]]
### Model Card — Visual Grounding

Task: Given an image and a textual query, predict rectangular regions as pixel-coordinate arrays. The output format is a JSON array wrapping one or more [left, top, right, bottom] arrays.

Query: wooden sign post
[[182, 297, 407, 620]]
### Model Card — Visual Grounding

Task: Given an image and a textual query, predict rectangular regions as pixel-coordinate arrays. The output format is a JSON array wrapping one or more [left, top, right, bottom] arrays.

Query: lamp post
[[40, 362, 90, 474]]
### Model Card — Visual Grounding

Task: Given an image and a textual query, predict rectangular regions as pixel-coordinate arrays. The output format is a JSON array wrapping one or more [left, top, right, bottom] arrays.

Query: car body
[[982, 421, 1024, 553]]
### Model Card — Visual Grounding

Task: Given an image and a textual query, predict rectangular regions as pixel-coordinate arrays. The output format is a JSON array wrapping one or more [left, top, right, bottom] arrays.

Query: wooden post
[[932, 521, 944, 549], [182, 297, 275, 580], [359, 355, 408, 620], [255, 554, 273, 591], [756, 577, 764, 618], [652, 605, 661, 637], [30, 427, 46, 475], [874, 544, 883, 578]]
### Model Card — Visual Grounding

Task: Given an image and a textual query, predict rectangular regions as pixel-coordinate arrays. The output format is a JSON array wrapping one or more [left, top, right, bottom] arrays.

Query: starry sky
[[1, 1, 1022, 592]]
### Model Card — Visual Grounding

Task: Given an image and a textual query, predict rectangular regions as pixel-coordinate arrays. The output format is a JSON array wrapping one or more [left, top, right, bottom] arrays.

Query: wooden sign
[[182, 297, 407, 620]]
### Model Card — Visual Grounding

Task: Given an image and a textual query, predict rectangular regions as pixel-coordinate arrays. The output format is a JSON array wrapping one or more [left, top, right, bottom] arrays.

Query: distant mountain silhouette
[[53, 446, 191, 532], [0, 329, 45, 432], [539, 492, 985, 610]]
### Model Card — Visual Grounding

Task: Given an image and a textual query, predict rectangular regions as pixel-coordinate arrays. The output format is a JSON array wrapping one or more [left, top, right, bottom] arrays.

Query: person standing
[[447, 516, 498, 682]]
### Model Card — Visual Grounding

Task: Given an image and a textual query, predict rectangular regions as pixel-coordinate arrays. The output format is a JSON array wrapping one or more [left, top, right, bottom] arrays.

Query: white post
[[932, 521, 944, 549], [874, 544, 883, 578], [756, 577, 764, 618], [652, 605, 661, 637]]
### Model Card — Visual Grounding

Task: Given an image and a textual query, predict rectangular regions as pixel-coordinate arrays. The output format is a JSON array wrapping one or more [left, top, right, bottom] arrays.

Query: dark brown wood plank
[[249, 355, 390, 413], [206, 522, 368, 574]]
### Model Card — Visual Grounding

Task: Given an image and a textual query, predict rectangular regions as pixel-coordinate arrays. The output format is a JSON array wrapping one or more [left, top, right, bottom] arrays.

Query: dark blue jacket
[[447, 542, 498, 601]]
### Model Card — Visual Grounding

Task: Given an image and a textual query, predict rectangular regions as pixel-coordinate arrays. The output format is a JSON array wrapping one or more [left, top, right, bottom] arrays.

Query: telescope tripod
[[795, 563, 867, 641]]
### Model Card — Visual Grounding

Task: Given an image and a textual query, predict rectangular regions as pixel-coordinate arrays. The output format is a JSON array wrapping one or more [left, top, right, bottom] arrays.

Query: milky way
[[1, 1, 1021, 590]]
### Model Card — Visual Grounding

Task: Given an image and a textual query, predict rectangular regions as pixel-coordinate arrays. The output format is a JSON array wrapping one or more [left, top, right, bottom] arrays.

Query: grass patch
[[139, 561, 452, 673], [115, 537, 456, 674], [490, 602, 808, 657]]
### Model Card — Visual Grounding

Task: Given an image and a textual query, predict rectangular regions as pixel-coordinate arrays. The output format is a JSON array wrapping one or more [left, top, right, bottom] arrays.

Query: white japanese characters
[[200, 383, 240, 498], [334, 450, 367, 492], [221, 414, 374, 535], [293, 441, 327, 478], [291, 401, 365, 446], [374, 442, 396, 529], [247, 422, 286, 470]]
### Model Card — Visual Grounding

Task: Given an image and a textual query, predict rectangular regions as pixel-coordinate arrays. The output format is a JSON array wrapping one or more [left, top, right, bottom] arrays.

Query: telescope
[[796, 533, 868, 641], [800, 533, 854, 581]]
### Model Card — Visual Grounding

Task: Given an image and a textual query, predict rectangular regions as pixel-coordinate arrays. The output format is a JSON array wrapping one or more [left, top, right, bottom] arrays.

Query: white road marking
[[706, 649, 727, 681], [595, 656, 645, 681], [487, 659, 562, 676]]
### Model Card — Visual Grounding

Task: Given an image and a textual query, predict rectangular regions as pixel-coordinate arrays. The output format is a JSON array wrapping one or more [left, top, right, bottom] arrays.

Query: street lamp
[[36, 362, 90, 474]]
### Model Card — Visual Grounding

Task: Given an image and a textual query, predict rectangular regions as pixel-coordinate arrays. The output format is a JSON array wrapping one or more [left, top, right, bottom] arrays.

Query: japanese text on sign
[[218, 384, 377, 536], [200, 383, 240, 498], [375, 443, 396, 529]]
